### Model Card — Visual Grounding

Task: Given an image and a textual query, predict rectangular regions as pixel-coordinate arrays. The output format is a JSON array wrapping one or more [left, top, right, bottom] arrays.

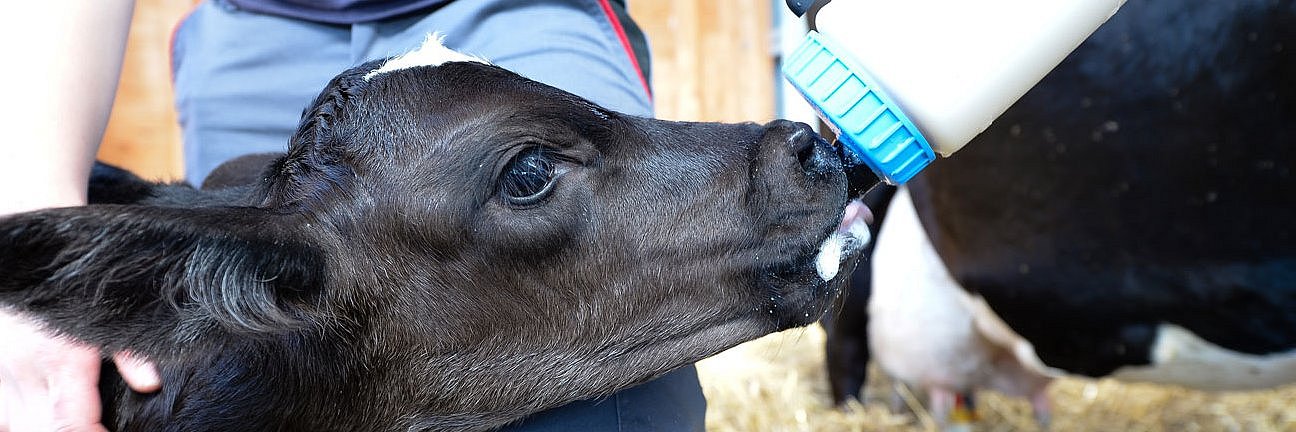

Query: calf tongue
[[815, 200, 872, 281], [838, 198, 874, 230]]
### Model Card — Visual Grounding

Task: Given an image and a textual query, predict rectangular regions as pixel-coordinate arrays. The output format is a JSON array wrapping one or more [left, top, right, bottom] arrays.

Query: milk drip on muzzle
[[783, 0, 1126, 195]]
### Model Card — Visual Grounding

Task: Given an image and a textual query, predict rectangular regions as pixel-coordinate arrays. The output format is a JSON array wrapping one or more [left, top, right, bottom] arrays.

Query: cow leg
[[823, 185, 897, 404], [928, 387, 977, 432], [823, 278, 871, 404], [1030, 389, 1052, 428]]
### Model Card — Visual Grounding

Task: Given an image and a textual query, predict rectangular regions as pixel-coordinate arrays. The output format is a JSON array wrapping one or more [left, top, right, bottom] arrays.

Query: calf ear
[[0, 205, 327, 353], [261, 64, 371, 210]]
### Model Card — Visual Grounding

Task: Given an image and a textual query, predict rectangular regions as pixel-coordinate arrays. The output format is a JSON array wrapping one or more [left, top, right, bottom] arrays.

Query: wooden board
[[629, 0, 775, 122], [97, 0, 196, 181]]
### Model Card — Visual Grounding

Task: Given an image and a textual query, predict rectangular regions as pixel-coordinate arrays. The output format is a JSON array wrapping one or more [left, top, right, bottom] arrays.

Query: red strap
[[596, 0, 653, 101]]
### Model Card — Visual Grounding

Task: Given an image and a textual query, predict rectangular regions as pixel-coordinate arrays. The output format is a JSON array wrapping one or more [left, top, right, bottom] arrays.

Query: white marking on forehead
[[363, 33, 489, 81]]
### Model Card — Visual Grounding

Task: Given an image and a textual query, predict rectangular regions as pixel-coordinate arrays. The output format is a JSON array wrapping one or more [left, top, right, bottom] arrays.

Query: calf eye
[[500, 147, 561, 205]]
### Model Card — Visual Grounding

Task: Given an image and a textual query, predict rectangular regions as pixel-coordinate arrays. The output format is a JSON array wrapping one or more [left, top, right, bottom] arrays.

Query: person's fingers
[[0, 351, 100, 432], [111, 351, 160, 393], [46, 343, 105, 432], [0, 371, 33, 430], [1, 379, 12, 432], [0, 311, 108, 432]]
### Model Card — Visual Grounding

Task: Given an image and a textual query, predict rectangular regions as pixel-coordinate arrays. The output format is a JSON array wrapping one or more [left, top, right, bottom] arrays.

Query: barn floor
[[697, 326, 1296, 432]]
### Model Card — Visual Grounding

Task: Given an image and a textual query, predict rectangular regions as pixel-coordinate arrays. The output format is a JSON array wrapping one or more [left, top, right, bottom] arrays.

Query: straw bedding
[[697, 326, 1296, 432]]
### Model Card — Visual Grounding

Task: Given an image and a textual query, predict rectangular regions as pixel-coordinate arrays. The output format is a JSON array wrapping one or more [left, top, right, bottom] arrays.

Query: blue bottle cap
[[783, 31, 936, 185]]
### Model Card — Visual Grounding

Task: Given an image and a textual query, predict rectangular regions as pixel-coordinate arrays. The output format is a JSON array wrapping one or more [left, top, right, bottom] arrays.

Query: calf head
[[0, 36, 865, 430]]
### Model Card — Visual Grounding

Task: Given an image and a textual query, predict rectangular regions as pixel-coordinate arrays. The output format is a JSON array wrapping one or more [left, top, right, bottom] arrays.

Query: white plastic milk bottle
[[783, 0, 1126, 188]]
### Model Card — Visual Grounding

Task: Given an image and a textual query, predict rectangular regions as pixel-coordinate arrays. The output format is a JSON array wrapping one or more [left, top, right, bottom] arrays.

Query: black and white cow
[[824, 0, 1296, 424], [0, 37, 871, 431]]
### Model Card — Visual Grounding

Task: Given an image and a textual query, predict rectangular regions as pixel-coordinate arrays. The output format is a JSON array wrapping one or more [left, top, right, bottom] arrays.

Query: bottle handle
[[784, 0, 828, 18]]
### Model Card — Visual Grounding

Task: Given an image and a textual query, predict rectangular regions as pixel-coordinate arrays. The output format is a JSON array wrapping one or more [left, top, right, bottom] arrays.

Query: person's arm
[[0, 2, 160, 431], [1, 1, 134, 213]]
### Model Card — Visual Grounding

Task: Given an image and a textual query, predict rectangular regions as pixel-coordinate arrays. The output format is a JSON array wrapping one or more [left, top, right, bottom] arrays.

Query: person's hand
[[0, 310, 161, 432], [2, 3, 146, 428]]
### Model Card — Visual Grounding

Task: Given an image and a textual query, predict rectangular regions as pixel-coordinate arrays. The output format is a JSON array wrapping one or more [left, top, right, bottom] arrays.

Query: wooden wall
[[628, 0, 775, 123], [98, 0, 776, 180], [98, 0, 196, 181]]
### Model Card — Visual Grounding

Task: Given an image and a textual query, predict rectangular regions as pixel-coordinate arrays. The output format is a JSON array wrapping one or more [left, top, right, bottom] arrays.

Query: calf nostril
[[761, 119, 840, 178], [792, 131, 816, 164], [795, 132, 836, 177]]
